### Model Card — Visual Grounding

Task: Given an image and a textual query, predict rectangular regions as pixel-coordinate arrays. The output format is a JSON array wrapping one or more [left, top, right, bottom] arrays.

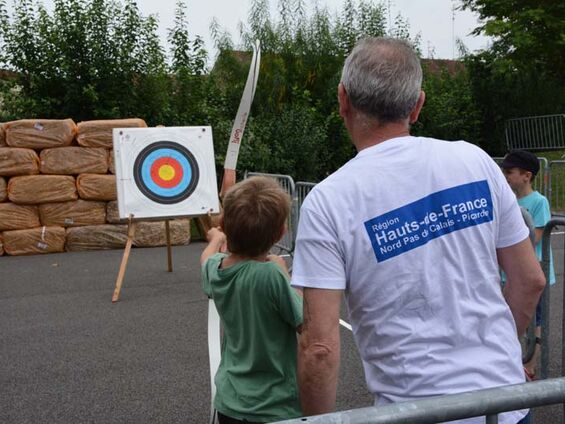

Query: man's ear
[[409, 91, 426, 124], [338, 83, 350, 119]]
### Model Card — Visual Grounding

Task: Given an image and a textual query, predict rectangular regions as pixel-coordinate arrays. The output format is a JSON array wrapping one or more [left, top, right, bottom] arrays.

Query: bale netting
[[39, 200, 107, 227], [40, 147, 108, 175], [133, 219, 191, 247], [0, 123, 6, 147], [65, 224, 128, 251], [8, 175, 77, 204], [0, 147, 40, 176], [5, 119, 76, 149], [3, 226, 66, 255], [0, 116, 195, 255], [0, 177, 6, 202], [76, 174, 117, 201], [0, 203, 40, 230], [106, 200, 121, 224], [77, 118, 147, 148], [108, 149, 115, 174]]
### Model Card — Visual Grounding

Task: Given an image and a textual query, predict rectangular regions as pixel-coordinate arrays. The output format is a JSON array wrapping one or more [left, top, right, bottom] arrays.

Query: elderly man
[[291, 37, 545, 424]]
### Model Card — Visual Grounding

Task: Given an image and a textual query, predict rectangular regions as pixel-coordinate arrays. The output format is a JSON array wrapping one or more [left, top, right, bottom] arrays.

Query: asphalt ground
[[1, 233, 564, 424]]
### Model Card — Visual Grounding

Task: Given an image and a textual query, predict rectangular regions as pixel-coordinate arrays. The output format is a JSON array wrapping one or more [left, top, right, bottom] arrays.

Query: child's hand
[[200, 227, 227, 264], [207, 227, 226, 244]]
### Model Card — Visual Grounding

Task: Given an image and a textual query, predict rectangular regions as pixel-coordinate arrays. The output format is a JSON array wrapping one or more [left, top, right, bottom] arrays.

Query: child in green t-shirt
[[501, 149, 555, 380], [201, 176, 303, 424]]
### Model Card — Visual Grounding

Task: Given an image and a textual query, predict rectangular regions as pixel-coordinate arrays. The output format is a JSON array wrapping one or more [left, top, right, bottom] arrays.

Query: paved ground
[[0, 234, 563, 423]]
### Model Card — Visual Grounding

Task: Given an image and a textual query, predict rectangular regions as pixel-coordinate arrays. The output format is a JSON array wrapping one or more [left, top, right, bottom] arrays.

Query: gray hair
[[341, 37, 422, 123]]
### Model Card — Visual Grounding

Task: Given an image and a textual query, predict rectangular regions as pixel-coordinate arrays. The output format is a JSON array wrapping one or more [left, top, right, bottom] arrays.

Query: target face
[[133, 141, 199, 204], [113, 127, 219, 219]]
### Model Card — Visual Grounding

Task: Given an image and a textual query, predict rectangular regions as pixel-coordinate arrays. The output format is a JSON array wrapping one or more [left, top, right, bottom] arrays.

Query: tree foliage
[[460, 0, 565, 155], [460, 0, 565, 77], [2, 0, 551, 180]]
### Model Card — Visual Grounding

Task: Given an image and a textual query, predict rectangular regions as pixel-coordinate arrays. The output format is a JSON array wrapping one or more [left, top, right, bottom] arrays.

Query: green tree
[[167, 0, 209, 125], [460, 0, 565, 77], [459, 0, 565, 153]]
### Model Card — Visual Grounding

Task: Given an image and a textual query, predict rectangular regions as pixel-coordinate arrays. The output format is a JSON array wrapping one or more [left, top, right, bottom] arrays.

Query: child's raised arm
[[200, 227, 227, 265]]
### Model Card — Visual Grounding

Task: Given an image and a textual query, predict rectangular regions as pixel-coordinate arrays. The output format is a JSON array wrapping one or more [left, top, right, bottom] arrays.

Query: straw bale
[[76, 174, 116, 201], [0, 147, 40, 176], [5, 119, 76, 149], [65, 224, 128, 251], [8, 175, 77, 204], [39, 200, 107, 227], [39, 147, 108, 175], [108, 149, 115, 174], [0, 203, 40, 230], [106, 200, 122, 224], [3, 226, 66, 255], [133, 219, 191, 247], [0, 177, 6, 202], [0, 123, 6, 147], [77, 118, 147, 148]]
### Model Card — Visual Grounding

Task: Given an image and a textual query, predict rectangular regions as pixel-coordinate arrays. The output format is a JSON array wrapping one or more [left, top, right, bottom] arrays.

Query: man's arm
[[298, 287, 342, 416], [498, 238, 546, 335]]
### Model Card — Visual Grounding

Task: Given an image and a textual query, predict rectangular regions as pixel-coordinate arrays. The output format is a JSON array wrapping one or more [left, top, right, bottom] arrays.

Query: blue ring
[[140, 148, 192, 197]]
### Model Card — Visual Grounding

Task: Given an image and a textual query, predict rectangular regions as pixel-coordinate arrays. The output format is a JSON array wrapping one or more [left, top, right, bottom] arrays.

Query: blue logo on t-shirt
[[364, 180, 493, 262]]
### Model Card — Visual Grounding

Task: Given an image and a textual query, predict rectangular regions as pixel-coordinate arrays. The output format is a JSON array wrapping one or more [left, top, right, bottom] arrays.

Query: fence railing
[[275, 378, 565, 424], [505, 114, 565, 151], [550, 161, 565, 216]]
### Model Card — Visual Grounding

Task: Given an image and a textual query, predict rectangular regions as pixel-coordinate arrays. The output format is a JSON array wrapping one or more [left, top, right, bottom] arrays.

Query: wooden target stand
[[111, 213, 217, 303], [112, 214, 176, 302]]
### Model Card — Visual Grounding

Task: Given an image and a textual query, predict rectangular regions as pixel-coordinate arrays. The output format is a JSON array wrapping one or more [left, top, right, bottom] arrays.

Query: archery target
[[113, 127, 219, 219]]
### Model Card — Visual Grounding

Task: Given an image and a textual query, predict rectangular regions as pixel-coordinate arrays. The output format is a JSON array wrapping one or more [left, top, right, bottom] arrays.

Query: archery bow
[[208, 40, 261, 424]]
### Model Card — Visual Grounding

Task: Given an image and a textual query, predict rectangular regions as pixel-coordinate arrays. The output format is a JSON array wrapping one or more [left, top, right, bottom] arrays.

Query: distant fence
[[505, 114, 565, 151]]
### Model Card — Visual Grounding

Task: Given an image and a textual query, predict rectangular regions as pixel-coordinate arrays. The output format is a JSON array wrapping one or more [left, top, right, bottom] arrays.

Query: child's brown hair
[[222, 176, 290, 257]]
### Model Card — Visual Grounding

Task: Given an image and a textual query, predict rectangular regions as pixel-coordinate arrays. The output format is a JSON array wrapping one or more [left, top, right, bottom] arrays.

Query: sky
[[133, 0, 492, 61], [18, 0, 492, 63]]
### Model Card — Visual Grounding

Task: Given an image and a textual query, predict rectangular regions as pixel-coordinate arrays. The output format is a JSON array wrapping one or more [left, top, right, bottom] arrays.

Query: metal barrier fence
[[550, 161, 565, 216], [276, 378, 565, 423], [505, 114, 565, 151], [292, 182, 317, 242]]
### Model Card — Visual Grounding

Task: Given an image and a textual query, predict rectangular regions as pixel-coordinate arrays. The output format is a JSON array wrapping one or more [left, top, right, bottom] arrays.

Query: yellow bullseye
[[158, 164, 175, 181]]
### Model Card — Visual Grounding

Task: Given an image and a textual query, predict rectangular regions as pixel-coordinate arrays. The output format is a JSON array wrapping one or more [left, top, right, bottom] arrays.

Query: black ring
[[133, 141, 200, 204]]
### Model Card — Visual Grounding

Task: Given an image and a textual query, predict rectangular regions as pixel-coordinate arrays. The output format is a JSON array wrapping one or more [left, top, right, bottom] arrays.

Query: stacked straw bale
[[0, 118, 191, 256]]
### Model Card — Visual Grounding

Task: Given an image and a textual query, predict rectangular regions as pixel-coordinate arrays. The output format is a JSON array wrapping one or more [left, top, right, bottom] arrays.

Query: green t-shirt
[[202, 253, 303, 422]]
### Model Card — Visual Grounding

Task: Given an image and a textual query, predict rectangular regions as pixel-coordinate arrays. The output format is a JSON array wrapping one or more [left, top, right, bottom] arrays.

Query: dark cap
[[501, 150, 539, 176]]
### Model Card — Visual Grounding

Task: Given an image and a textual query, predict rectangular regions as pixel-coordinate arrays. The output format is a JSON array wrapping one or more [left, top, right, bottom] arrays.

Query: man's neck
[[350, 118, 411, 152]]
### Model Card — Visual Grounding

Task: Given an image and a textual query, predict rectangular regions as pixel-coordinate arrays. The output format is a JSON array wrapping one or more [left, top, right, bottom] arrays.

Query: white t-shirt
[[291, 136, 529, 424]]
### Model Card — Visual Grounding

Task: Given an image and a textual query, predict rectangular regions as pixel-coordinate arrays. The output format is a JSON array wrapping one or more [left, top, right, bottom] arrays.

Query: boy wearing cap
[[501, 149, 555, 380]]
